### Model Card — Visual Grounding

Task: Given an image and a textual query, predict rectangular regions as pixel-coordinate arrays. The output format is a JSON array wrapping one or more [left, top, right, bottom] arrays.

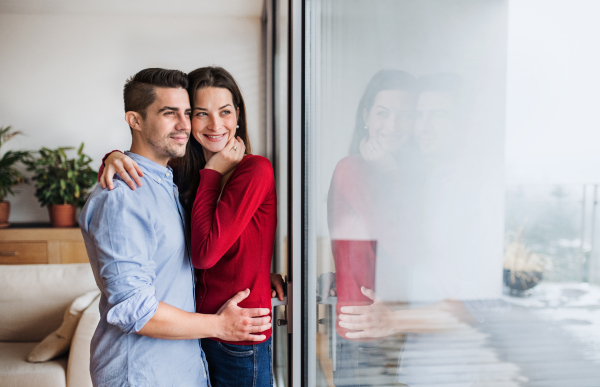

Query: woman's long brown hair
[[177, 66, 252, 238]]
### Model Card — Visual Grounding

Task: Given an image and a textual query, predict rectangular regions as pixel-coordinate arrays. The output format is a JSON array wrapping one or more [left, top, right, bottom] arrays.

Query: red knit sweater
[[190, 155, 277, 345]]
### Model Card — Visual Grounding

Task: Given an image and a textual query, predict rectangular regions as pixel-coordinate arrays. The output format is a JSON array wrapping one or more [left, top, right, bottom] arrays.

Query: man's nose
[[422, 114, 434, 131], [175, 111, 191, 131]]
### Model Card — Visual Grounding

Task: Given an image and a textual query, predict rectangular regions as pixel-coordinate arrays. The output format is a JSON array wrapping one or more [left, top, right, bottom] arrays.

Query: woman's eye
[[221, 110, 231, 115], [195, 112, 207, 117]]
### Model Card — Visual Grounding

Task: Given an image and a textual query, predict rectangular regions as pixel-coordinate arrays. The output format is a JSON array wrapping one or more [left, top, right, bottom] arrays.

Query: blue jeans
[[201, 337, 273, 387], [333, 334, 405, 387]]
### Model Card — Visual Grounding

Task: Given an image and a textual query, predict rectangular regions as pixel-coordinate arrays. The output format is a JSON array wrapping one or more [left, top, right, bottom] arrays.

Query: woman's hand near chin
[[100, 152, 144, 191], [359, 137, 399, 173], [204, 136, 246, 175]]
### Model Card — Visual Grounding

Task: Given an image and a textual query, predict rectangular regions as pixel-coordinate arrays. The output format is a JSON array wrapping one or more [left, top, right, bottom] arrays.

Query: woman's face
[[363, 90, 414, 153], [191, 87, 238, 156]]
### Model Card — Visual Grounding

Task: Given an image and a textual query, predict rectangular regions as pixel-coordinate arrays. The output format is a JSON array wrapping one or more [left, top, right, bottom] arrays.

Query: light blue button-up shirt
[[79, 152, 209, 387]]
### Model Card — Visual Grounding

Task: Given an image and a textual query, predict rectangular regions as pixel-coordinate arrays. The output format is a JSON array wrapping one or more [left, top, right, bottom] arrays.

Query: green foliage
[[0, 126, 30, 201], [24, 143, 97, 208]]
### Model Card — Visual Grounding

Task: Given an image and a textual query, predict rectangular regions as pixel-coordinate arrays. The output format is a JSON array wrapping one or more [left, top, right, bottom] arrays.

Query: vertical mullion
[[287, 0, 305, 386]]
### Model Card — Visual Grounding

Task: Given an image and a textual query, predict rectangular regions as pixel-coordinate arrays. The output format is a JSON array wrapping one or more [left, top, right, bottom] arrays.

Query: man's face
[[140, 87, 191, 159], [414, 91, 457, 156]]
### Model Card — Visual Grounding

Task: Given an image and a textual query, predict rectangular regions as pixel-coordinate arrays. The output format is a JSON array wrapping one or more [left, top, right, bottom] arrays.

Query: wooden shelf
[[0, 226, 88, 265]]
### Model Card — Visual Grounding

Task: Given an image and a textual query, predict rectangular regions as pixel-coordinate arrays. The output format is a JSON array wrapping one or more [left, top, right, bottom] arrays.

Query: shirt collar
[[125, 151, 174, 184]]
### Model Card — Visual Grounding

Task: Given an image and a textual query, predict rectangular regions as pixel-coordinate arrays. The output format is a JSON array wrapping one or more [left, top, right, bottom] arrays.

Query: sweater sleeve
[[190, 156, 275, 269], [97, 150, 123, 181]]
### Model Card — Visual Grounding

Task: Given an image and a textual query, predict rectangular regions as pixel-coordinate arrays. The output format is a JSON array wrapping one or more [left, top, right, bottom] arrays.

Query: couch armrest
[[66, 295, 100, 387]]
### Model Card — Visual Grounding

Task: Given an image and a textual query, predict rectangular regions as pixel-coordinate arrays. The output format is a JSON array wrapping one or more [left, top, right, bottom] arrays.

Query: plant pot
[[0, 201, 9, 228], [503, 268, 543, 293], [48, 204, 77, 228]]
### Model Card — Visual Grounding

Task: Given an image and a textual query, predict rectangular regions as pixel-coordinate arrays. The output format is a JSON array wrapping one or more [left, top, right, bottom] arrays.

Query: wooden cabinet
[[0, 225, 88, 264]]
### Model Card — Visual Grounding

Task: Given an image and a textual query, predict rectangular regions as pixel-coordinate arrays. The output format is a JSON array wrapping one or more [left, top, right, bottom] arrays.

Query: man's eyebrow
[[158, 106, 181, 112]]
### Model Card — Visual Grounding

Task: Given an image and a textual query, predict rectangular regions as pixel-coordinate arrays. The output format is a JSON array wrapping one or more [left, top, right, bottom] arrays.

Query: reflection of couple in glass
[[327, 70, 478, 386]]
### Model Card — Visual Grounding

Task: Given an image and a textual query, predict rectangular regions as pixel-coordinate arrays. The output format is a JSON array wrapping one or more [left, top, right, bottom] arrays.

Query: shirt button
[[166, 172, 170, 177], [157, 178, 161, 183]]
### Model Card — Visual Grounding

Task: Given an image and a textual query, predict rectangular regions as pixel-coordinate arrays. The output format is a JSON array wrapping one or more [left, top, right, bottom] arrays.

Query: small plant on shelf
[[24, 143, 97, 227], [0, 126, 31, 227]]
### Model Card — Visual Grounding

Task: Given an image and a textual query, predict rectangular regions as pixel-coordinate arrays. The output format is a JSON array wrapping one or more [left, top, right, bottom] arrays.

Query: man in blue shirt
[[79, 68, 271, 387]]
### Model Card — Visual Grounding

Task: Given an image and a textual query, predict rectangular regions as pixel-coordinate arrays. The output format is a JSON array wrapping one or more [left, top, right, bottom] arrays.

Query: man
[[79, 68, 272, 387]]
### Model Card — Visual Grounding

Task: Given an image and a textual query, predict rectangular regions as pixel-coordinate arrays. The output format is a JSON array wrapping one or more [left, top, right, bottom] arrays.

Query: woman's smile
[[204, 133, 228, 142]]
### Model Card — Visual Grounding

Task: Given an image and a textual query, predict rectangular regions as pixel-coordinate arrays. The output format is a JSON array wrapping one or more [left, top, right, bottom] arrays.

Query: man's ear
[[125, 111, 143, 132]]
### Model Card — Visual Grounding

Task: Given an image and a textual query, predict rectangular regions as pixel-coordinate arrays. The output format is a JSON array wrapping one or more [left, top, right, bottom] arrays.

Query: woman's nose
[[381, 115, 397, 133], [207, 114, 219, 130]]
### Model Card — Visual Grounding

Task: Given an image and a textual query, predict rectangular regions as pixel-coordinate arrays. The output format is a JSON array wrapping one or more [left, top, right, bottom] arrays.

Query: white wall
[[506, 0, 600, 184], [0, 12, 264, 222]]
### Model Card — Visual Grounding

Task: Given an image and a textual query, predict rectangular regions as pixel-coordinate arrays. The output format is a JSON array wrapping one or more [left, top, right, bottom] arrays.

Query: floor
[[316, 283, 600, 387]]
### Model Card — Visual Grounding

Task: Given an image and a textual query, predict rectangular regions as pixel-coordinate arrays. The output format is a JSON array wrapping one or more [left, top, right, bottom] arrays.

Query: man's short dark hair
[[123, 68, 188, 118]]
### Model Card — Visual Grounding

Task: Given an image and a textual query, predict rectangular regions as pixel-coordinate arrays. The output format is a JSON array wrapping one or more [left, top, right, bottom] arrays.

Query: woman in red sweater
[[183, 66, 276, 387], [100, 67, 276, 387]]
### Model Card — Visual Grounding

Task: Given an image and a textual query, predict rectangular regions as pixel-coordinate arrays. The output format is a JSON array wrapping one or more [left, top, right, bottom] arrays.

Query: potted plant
[[503, 229, 552, 296], [0, 126, 30, 228], [25, 143, 97, 227]]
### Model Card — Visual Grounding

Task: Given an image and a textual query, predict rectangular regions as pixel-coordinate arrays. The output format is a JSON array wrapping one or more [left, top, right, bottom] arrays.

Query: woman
[[100, 67, 276, 387], [326, 69, 423, 386]]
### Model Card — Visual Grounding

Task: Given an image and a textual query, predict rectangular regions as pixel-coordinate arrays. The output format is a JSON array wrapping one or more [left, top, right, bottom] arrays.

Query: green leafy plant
[[25, 143, 97, 208], [0, 126, 30, 202]]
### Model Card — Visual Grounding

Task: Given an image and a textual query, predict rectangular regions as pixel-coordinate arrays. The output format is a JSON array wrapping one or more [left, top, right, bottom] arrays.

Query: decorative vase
[[48, 204, 76, 228], [503, 268, 543, 295], [0, 201, 9, 228]]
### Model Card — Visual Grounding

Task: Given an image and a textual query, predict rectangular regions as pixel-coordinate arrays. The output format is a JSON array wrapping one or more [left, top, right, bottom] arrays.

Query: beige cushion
[[67, 296, 100, 387], [28, 291, 100, 363], [0, 342, 67, 387], [0, 264, 98, 342]]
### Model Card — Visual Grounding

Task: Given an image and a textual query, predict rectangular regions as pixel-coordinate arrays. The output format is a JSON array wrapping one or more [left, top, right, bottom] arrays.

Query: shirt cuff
[[106, 287, 159, 334]]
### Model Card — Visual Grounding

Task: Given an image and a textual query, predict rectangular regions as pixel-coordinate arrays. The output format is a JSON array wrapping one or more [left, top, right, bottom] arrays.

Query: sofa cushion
[[0, 342, 67, 387], [67, 295, 101, 387], [28, 290, 100, 363], [0, 264, 98, 342]]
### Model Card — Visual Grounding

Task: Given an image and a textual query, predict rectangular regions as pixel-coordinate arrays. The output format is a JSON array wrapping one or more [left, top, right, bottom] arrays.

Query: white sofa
[[0, 264, 100, 387]]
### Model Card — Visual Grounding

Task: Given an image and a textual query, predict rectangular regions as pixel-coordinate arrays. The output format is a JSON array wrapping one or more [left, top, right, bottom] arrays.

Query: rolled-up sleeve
[[85, 185, 159, 334]]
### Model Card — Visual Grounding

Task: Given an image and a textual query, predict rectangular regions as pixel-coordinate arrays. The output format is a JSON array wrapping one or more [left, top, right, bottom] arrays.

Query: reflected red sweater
[[190, 155, 277, 345]]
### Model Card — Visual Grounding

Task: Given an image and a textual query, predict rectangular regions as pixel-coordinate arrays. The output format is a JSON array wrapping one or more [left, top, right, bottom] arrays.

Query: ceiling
[[0, 0, 264, 18]]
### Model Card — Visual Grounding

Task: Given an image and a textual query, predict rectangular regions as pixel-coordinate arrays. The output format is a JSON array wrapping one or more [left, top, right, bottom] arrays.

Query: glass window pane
[[302, 1, 600, 386]]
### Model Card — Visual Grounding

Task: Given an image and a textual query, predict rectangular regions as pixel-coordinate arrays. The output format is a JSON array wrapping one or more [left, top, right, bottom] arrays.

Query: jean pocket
[[217, 342, 254, 357]]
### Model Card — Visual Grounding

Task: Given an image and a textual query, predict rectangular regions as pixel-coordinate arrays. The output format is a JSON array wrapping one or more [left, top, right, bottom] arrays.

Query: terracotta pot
[[0, 201, 9, 228], [48, 204, 77, 228]]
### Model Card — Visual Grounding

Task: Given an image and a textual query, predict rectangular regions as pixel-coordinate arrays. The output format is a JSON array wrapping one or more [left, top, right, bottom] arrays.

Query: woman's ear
[[234, 107, 240, 137], [125, 111, 142, 132]]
